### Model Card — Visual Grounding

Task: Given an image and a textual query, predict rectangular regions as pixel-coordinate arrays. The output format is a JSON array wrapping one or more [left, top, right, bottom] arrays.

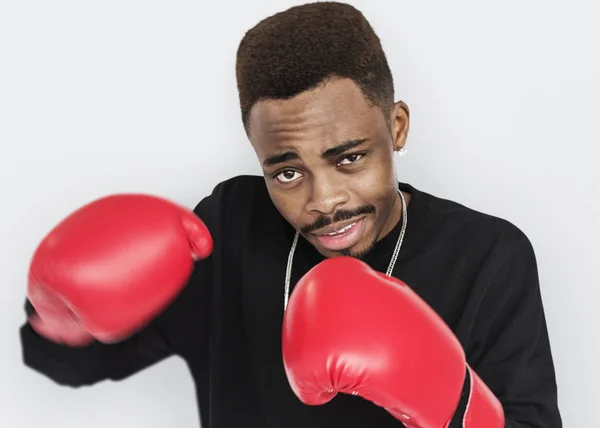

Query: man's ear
[[390, 101, 410, 152]]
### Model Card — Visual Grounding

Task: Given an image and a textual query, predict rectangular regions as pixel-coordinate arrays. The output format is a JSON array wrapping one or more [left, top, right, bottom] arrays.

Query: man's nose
[[305, 177, 349, 215]]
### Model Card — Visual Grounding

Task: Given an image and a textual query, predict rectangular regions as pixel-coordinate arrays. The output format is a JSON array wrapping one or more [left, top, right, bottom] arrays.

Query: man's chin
[[314, 240, 375, 260], [339, 242, 375, 260]]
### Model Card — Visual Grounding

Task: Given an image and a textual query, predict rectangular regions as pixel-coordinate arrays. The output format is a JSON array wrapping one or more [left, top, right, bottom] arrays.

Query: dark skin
[[247, 77, 411, 259]]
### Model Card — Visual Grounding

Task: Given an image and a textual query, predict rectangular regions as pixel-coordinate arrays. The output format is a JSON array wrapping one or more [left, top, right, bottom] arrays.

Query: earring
[[397, 147, 408, 157]]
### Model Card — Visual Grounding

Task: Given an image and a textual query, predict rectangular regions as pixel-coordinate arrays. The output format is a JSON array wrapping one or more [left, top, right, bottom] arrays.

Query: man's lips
[[313, 217, 366, 251], [312, 217, 366, 236]]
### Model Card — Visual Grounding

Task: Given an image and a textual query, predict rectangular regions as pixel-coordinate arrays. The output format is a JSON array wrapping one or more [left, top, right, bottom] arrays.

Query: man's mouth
[[313, 217, 366, 251]]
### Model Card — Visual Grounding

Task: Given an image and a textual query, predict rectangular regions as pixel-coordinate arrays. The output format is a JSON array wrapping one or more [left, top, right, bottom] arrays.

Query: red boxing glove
[[282, 257, 504, 428], [27, 194, 212, 346]]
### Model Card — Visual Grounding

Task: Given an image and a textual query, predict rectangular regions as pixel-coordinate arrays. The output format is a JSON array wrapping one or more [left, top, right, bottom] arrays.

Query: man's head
[[236, 2, 410, 259]]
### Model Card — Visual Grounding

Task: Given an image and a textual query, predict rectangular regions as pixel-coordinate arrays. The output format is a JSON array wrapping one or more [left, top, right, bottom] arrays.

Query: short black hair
[[236, 1, 394, 131]]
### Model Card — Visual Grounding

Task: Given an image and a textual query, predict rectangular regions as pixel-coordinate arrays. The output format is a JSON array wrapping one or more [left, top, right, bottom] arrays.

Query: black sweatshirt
[[20, 175, 562, 427]]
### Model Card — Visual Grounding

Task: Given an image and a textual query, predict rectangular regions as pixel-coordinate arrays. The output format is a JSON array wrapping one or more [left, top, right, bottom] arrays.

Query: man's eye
[[275, 170, 302, 183], [338, 153, 364, 166]]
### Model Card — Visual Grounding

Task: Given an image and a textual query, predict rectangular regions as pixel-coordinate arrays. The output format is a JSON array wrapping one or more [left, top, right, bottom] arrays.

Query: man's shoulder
[[216, 174, 267, 191], [206, 174, 267, 197], [415, 186, 531, 251], [413, 186, 540, 302], [193, 175, 268, 211], [191, 175, 276, 234]]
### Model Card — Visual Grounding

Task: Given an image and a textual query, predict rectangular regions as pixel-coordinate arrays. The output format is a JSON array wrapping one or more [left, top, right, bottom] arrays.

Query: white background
[[1, 0, 598, 426]]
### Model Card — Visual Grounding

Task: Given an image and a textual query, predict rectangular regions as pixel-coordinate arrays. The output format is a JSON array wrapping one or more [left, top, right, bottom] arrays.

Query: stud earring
[[397, 147, 408, 157]]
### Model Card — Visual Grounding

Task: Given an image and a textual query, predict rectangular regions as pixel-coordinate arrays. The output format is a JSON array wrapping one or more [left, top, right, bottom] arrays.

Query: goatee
[[339, 238, 376, 260]]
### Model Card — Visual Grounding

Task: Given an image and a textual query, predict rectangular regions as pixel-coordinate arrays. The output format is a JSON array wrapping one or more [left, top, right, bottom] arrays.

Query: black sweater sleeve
[[19, 261, 208, 387], [20, 308, 173, 387], [467, 237, 562, 427], [19, 187, 220, 387]]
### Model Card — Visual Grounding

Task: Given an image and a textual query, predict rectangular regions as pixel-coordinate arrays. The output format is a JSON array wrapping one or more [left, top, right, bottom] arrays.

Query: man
[[20, 2, 562, 427]]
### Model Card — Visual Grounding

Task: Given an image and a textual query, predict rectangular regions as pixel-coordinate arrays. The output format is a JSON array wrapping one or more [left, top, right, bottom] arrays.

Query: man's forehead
[[248, 79, 379, 146]]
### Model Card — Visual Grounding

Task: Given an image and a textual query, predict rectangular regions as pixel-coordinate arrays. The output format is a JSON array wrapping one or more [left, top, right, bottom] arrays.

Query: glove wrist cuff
[[447, 365, 505, 428]]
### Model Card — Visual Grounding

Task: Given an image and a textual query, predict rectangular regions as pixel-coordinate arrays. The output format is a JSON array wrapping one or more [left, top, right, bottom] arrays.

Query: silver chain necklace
[[283, 189, 408, 311]]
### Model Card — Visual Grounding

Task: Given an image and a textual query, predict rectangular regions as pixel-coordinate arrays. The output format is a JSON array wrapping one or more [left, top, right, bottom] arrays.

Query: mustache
[[300, 205, 376, 235]]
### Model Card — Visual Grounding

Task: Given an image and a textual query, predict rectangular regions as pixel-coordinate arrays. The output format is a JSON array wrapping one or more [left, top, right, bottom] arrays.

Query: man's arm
[[19, 182, 225, 388], [20, 260, 209, 386], [21, 306, 171, 386], [20, 267, 204, 387], [467, 237, 562, 427]]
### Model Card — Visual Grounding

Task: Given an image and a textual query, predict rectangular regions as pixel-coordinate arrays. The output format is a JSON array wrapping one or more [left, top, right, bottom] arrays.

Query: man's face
[[248, 77, 409, 259]]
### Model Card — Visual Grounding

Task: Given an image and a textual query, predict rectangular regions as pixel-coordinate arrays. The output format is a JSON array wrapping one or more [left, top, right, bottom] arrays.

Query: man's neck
[[378, 190, 411, 242]]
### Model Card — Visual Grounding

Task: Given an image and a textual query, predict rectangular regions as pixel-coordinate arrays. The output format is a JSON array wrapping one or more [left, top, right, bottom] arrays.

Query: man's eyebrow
[[321, 138, 369, 158], [262, 138, 369, 167], [262, 151, 299, 167]]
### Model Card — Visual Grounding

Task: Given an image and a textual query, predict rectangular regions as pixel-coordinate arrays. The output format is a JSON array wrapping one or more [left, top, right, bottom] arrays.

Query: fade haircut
[[236, 1, 395, 131]]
